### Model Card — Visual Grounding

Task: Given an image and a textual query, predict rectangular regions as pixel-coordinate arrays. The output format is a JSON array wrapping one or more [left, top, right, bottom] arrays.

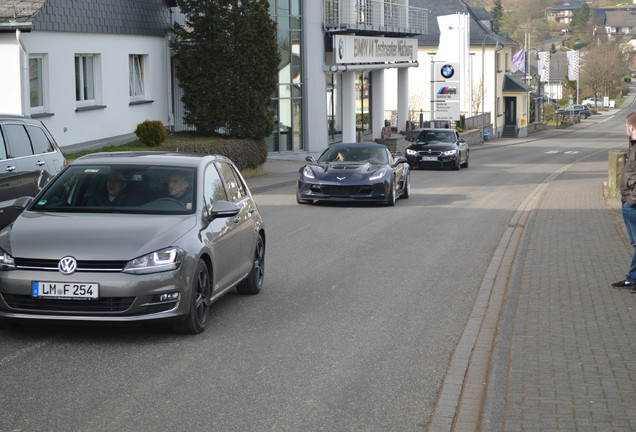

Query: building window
[[129, 55, 145, 101], [75, 54, 96, 104], [327, 73, 342, 142], [356, 72, 371, 133], [266, 0, 303, 152], [29, 55, 45, 113]]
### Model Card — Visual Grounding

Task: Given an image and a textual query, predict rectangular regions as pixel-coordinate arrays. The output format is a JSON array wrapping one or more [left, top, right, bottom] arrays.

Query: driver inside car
[[167, 172, 193, 209]]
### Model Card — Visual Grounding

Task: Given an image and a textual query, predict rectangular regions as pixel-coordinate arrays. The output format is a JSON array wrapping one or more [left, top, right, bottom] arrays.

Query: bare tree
[[472, 77, 485, 116], [580, 41, 629, 99]]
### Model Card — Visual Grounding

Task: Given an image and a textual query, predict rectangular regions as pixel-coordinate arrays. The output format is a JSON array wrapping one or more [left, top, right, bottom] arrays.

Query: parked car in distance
[[405, 128, 469, 170], [557, 104, 591, 119], [0, 115, 66, 229], [581, 97, 603, 107], [297, 142, 410, 206], [0, 152, 265, 334], [544, 101, 560, 110]]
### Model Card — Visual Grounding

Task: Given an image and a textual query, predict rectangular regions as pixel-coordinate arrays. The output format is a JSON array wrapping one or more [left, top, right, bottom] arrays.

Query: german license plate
[[421, 156, 437, 161], [32, 281, 99, 299]]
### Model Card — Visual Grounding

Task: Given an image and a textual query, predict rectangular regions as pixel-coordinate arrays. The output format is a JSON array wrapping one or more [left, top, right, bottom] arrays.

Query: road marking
[[545, 150, 580, 154], [0, 340, 52, 367]]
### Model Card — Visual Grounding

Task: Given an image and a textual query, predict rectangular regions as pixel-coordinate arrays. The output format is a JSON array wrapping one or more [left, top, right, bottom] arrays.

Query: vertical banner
[[538, 52, 550, 83], [433, 13, 470, 120], [512, 48, 525, 72], [567, 50, 579, 81]]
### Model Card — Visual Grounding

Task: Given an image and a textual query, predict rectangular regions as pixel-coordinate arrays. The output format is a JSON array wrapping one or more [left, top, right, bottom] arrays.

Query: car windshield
[[31, 164, 196, 214], [318, 146, 388, 164], [416, 131, 456, 143]]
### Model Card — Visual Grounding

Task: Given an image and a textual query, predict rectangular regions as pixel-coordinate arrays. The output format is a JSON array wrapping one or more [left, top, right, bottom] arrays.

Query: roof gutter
[[0, 22, 32, 32]]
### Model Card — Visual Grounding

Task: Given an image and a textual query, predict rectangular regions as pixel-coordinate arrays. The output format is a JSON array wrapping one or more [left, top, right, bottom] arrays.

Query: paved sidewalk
[[478, 154, 636, 431]]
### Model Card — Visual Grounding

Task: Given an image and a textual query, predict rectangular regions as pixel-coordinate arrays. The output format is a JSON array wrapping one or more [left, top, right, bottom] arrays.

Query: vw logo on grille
[[337, 176, 346, 181], [58, 256, 77, 274]]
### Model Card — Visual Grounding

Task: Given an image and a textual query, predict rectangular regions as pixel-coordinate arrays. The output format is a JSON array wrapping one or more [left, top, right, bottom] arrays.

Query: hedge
[[161, 138, 268, 171]]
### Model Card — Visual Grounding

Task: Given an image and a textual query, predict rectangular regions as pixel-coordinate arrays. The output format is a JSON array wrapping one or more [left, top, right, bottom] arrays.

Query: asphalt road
[[0, 114, 625, 432]]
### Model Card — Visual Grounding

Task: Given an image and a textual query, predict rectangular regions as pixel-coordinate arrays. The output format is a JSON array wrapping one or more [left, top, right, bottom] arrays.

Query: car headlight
[[123, 247, 184, 275], [0, 249, 15, 270], [369, 167, 387, 181], [406, 149, 418, 156], [302, 166, 315, 179], [442, 149, 458, 156]]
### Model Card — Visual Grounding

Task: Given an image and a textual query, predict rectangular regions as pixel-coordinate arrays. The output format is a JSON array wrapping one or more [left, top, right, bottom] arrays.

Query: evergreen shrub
[[135, 120, 167, 147]]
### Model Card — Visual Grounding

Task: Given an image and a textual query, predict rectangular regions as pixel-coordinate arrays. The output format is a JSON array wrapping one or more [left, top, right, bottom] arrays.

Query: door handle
[[6, 166, 15, 172], [36, 160, 46, 166]]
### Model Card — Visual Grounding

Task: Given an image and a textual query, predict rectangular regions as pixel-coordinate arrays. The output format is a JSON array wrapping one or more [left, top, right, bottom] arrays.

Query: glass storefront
[[266, 0, 303, 152], [327, 73, 342, 143], [356, 72, 371, 134]]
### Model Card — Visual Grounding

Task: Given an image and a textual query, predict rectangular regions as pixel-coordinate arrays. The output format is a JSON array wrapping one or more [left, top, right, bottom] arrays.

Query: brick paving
[[492, 158, 636, 431]]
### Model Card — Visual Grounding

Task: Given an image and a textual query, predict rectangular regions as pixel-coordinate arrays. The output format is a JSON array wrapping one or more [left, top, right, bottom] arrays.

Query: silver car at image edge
[[0, 151, 265, 334]]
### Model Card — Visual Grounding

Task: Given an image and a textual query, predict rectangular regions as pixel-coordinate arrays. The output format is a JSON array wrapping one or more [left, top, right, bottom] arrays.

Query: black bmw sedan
[[296, 142, 410, 206], [405, 128, 469, 170]]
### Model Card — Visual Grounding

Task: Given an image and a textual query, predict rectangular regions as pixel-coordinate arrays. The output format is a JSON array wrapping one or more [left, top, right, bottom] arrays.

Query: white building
[[0, 0, 172, 152]]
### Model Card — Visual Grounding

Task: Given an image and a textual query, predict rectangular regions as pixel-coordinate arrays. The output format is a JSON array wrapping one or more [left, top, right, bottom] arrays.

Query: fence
[[324, 0, 427, 34], [384, 110, 490, 131]]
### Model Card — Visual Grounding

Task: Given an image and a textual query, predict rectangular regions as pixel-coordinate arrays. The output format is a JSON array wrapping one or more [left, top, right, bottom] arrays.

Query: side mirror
[[393, 157, 408, 167], [305, 156, 317, 163], [209, 200, 240, 219], [12, 196, 33, 210]]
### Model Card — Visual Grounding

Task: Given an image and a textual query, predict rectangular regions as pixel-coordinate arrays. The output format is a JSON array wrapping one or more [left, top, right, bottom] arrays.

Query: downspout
[[166, 8, 175, 131], [16, 29, 29, 115]]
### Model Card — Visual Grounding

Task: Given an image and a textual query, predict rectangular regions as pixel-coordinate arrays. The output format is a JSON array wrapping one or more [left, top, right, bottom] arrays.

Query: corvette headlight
[[123, 247, 184, 275], [406, 149, 418, 155], [369, 167, 387, 181], [0, 249, 15, 270], [442, 149, 458, 156], [302, 166, 315, 179]]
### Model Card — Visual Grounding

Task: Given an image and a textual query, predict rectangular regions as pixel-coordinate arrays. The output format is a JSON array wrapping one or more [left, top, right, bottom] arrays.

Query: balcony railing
[[324, 0, 427, 35]]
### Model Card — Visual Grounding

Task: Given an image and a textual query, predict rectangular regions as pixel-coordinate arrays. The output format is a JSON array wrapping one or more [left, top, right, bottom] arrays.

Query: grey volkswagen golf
[[0, 152, 265, 334]]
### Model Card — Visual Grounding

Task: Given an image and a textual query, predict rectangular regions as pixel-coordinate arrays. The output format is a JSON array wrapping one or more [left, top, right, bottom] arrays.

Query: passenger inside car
[[84, 173, 145, 206]]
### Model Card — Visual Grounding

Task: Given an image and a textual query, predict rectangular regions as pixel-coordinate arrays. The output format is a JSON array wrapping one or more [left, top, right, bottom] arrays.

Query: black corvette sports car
[[405, 128, 469, 170], [296, 142, 410, 206]]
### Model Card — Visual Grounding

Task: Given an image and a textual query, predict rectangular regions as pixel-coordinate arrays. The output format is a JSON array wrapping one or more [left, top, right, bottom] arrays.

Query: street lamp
[[481, 34, 503, 140]]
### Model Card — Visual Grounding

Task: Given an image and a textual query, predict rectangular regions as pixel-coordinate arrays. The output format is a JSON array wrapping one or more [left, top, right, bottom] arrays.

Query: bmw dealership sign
[[335, 35, 418, 64], [433, 62, 460, 121]]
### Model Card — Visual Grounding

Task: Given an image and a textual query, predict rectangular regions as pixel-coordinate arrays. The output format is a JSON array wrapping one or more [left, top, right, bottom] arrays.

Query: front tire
[[236, 235, 265, 295], [402, 173, 410, 199], [386, 179, 396, 206], [297, 194, 312, 204], [174, 260, 211, 334], [461, 152, 469, 168]]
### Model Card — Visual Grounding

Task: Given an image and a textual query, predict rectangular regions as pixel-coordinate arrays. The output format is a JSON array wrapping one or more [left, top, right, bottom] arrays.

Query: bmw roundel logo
[[441, 64, 455, 79], [338, 39, 344, 60]]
